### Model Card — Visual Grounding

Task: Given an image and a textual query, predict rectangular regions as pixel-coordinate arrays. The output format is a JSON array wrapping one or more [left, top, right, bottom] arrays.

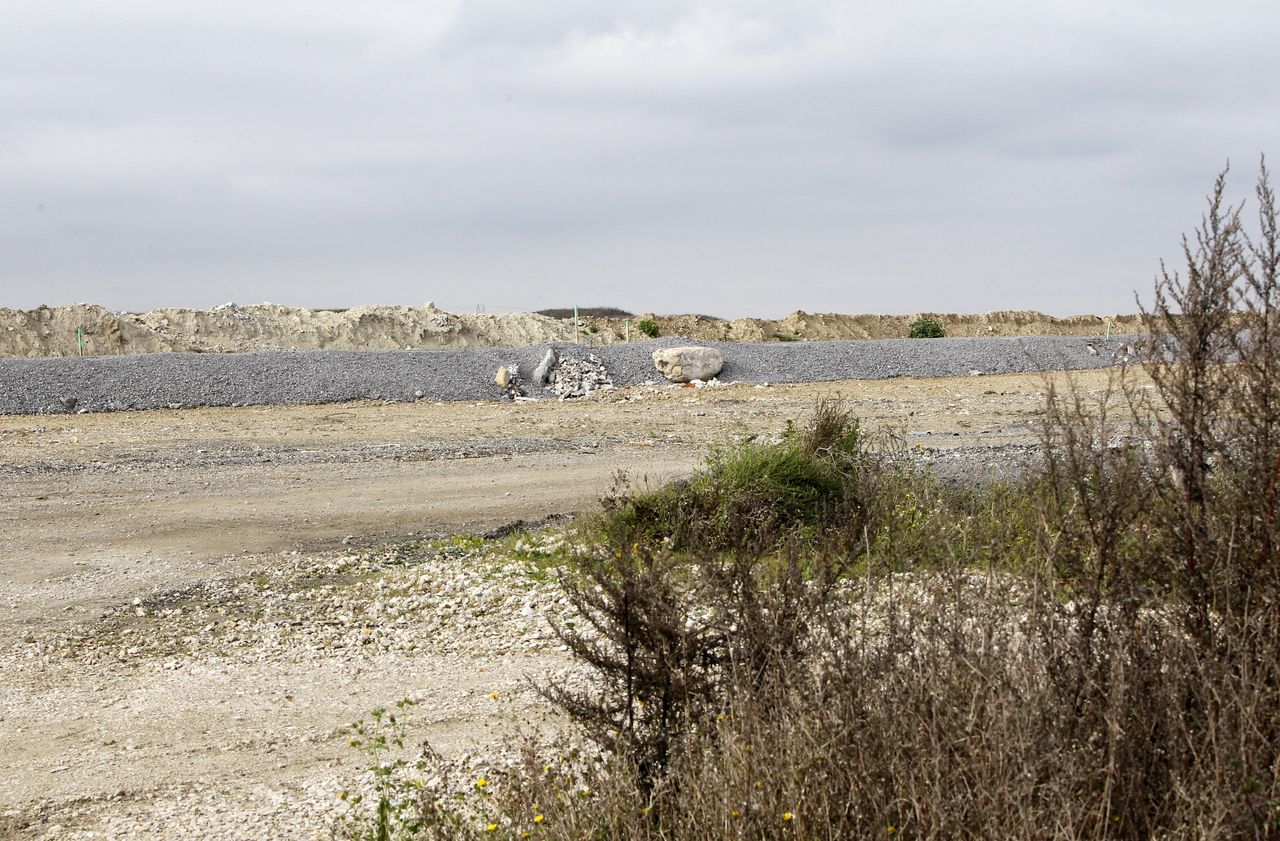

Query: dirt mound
[[0, 302, 574, 357], [577, 310, 1145, 343], [769, 310, 1146, 340], [0, 304, 175, 357], [0, 303, 1144, 357]]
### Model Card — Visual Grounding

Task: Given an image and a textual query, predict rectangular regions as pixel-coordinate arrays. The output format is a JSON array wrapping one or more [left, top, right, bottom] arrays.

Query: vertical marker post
[[625, 319, 630, 343], [77, 325, 84, 356], [573, 305, 579, 345]]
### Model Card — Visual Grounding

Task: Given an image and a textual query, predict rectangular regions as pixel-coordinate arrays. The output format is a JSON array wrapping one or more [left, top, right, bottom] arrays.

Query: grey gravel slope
[[0, 335, 1140, 415]]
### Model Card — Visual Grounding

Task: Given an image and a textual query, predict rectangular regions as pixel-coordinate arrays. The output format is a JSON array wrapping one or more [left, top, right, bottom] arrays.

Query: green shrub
[[637, 318, 660, 338], [773, 332, 796, 342], [599, 399, 879, 553], [908, 316, 945, 338]]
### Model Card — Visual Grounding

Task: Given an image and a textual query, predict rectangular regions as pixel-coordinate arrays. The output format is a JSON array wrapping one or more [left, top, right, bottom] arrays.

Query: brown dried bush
[[392, 165, 1280, 840]]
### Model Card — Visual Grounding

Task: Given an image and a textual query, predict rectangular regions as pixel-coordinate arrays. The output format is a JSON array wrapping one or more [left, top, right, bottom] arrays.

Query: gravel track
[[0, 335, 1139, 415]]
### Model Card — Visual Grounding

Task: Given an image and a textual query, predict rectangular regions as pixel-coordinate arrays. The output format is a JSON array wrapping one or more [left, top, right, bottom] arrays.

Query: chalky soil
[[0, 369, 1145, 838]]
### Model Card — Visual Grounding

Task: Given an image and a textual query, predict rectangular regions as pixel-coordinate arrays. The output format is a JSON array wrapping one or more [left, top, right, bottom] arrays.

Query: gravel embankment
[[0, 335, 1140, 415]]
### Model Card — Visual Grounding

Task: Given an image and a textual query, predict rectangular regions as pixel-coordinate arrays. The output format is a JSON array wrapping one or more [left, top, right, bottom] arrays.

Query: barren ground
[[0, 370, 1138, 839]]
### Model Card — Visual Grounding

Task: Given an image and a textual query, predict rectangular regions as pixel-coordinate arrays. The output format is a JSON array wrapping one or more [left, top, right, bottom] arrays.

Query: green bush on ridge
[[908, 315, 945, 338]]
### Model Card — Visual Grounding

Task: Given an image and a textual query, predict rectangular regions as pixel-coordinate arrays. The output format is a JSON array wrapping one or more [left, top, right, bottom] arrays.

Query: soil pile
[[0, 303, 573, 357], [609, 310, 1146, 343], [0, 303, 1143, 358]]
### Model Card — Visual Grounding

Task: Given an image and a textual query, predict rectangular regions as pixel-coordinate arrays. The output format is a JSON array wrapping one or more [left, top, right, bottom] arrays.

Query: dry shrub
[[417, 566, 1279, 839], [390, 166, 1280, 839]]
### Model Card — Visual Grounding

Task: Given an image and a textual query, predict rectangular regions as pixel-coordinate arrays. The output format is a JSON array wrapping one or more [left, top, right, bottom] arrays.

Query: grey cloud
[[1, 1, 1277, 317]]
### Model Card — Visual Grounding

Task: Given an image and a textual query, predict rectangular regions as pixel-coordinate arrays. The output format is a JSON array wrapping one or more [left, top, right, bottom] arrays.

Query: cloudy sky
[[2, 1, 1277, 318]]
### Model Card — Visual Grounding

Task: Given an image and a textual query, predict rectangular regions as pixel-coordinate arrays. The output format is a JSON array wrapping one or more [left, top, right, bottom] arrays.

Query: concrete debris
[[652, 346, 724, 383], [533, 348, 557, 385], [496, 363, 527, 400], [1114, 343, 1137, 363], [546, 354, 613, 399]]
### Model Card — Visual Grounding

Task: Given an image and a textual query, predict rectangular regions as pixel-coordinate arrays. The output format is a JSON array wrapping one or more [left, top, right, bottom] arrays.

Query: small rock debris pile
[[545, 354, 613, 399]]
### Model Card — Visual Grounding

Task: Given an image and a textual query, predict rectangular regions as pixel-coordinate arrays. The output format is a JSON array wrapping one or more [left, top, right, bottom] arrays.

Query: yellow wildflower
[[476, 778, 488, 788], [783, 812, 794, 822], [534, 814, 544, 823], [486, 824, 498, 832]]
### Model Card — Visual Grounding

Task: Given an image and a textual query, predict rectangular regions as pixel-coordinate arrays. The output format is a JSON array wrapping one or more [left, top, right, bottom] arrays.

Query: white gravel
[[2, 532, 583, 839]]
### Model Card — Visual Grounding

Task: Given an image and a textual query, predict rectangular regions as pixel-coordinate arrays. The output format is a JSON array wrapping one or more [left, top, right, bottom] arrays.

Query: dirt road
[[0, 371, 1133, 839]]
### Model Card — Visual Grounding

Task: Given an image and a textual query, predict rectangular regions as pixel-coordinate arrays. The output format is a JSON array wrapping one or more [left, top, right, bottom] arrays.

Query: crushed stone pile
[[0, 335, 1143, 415]]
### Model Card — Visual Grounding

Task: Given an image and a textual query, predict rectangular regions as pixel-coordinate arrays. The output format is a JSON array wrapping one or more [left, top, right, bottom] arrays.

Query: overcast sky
[[2, 1, 1277, 318]]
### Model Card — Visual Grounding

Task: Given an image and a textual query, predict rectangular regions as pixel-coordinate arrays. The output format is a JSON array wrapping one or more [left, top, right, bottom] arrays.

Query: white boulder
[[652, 346, 724, 383]]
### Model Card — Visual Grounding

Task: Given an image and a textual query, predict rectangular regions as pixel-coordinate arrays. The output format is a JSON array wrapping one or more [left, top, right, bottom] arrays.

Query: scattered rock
[[495, 367, 511, 389], [652, 346, 724, 383], [57, 395, 78, 411]]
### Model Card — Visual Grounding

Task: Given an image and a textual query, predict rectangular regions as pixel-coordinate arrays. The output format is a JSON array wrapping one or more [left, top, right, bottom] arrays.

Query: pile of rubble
[[494, 345, 726, 402], [493, 349, 615, 400], [546, 353, 613, 398], [494, 363, 527, 399]]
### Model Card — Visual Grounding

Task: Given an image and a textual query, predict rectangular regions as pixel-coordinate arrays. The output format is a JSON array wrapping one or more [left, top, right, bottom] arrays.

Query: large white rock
[[652, 346, 724, 383]]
